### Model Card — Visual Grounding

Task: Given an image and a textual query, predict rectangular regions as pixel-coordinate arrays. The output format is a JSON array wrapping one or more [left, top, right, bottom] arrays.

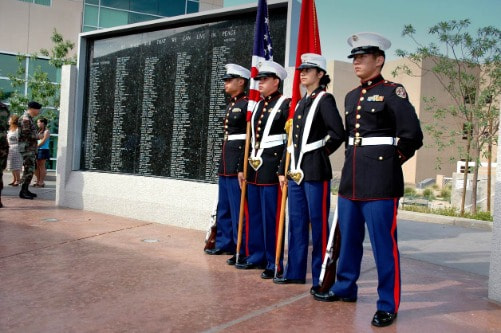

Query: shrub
[[440, 187, 451, 201], [423, 188, 435, 200], [400, 205, 493, 221], [404, 187, 417, 197]]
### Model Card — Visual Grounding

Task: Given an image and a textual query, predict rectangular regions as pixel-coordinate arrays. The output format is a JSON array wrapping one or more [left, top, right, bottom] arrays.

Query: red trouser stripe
[[391, 198, 400, 312]]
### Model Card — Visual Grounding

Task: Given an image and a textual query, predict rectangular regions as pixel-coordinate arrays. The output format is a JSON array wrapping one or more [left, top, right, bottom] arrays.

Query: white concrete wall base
[[58, 171, 217, 231]]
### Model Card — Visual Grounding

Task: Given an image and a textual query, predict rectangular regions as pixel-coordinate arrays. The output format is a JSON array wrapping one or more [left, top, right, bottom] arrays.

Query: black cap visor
[[348, 46, 383, 58], [255, 72, 279, 80], [222, 73, 243, 80]]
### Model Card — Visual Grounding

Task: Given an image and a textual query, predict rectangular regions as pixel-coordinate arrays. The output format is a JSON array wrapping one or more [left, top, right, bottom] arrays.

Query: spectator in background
[[7, 114, 22, 187], [0, 102, 10, 208], [18, 101, 40, 200], [34, 117, 50, 187]]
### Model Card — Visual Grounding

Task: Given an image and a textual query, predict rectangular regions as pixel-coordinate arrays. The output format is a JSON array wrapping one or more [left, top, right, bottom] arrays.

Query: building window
[[83, 4, 99, 27], [158, 0, 186, 16], [18, 0, 52, 6], [82, 0, 203, 32], [0, 52, 60, 170], [99, 7, 129, 28], [187, 0, 199, 14]]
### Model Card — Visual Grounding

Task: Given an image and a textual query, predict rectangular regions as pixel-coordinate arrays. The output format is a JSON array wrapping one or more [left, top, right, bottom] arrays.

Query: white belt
[[227, 134, 246, 141], [259, 134, 287, 149], [348, 136, 397, 146]]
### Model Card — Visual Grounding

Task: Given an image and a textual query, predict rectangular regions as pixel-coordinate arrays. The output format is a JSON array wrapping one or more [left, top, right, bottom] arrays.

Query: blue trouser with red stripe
[[246, 184, 283, 270], [284, 180, 330, 286], [215, 175, 245, 254], [333, 196, 401, 313]]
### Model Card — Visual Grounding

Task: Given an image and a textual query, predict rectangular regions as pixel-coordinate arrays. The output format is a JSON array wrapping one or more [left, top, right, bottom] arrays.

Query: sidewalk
[[1, 192, 500, 332]]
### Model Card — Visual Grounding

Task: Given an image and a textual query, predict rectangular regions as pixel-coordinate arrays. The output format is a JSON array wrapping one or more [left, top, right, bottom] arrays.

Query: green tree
[[5, 29, 76, 119], [393, 19, 500, 215]]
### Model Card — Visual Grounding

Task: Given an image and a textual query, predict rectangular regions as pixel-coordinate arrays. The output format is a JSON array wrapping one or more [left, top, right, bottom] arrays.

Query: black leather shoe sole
[[310, 286, 320, 295], [313, 291, 357, 302], [226, 255, 246, 265], [371, 311, 397, 327], [273, 277, 306, 285], [235, 261, 266, 270], [261, 269, 274, 279], [204, 248, 233, 255], [226, 255, 236, 265]]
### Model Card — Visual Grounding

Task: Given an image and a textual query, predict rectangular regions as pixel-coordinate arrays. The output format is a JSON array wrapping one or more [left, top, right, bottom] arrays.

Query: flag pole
[[274, 0, 323, 278], [236, 0, 274, 263]]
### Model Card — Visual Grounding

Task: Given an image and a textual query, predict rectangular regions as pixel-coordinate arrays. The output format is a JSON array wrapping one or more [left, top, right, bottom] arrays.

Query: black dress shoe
[[371, 311, 397, 327], [313, 290, 357, 302], [204, 248, 232, 255], [261, 269, 274, 279], [310, 285, 320, 295], [226, 255, 246, 265], [226, 255, 236, 265], [235, 261, 265, 270], [273, 277, 306, 284]]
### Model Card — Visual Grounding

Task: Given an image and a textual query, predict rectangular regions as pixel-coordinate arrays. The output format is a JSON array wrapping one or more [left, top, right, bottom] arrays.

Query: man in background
[[18, 101, 41, 200]]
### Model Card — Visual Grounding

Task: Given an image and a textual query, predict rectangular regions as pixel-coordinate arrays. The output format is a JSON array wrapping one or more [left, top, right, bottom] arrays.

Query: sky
[[223, 0, 501, 62]]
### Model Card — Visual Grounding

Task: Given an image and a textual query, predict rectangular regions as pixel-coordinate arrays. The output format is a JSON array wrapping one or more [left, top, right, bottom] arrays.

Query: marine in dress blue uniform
[[235, 61, 289, 280], [275, 54, 345, 291], [313, 33, 424, 328], [205, 64, 250, 265]]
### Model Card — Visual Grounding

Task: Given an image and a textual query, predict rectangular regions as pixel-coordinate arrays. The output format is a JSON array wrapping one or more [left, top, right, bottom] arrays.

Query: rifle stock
[[204, 198, 219, 251], [318, 206, 341, 293], [204, 225, 217, 251], [236, 122, 252, 262]]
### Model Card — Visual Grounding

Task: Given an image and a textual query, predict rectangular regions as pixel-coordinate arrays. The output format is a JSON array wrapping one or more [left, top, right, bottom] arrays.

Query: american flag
[[247, 0, 273, 121]]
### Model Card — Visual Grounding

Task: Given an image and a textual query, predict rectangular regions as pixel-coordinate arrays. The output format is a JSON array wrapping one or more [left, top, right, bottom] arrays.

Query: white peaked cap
[[223, 63, 251, 80], [297, 53, 327, 72], [347, 32, 391, 58], [255, 60, 288, 80]]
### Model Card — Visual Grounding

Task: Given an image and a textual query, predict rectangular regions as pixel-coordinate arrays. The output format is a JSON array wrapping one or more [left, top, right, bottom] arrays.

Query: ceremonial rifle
[[318, 205, 341, 292], [203, 198, 218, 251]]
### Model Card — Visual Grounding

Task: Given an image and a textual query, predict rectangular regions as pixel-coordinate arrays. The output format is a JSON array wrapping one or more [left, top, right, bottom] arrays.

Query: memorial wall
[[80, 8, 287, 183]]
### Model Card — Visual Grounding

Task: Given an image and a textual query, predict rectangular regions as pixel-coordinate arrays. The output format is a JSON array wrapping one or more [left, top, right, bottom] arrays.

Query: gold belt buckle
[[224, 134, 228, 141], [354, 137, 362, 146], [248, 157, 263, 171], [287, 169, 304, 185]]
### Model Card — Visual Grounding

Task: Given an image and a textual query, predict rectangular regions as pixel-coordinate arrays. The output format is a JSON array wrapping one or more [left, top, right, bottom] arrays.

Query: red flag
[[289, 0, 322, 119], [247, 0, 274, 121]]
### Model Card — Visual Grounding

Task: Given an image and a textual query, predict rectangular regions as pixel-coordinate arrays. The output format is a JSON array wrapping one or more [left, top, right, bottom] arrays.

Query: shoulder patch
[[395, 86, 407, 99]]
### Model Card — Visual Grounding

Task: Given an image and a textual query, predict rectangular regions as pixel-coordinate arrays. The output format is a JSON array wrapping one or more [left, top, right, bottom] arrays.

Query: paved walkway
[[1, 179, 500, 332]]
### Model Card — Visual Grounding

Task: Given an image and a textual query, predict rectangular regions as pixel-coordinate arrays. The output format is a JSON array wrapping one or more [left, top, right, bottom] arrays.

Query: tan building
[[0, 0, 83, 56]]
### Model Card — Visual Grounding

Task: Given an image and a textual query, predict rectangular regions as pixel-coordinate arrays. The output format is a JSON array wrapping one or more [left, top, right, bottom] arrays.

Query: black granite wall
[[80, 7, 287, 183]]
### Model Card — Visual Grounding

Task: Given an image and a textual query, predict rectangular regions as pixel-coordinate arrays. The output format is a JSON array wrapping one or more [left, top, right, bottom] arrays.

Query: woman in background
[[7, 114, 22, 187], [34, 117, 50, 187]]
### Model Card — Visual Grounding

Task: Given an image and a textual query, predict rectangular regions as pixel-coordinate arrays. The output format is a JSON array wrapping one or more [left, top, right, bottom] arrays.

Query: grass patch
[[401, 205, 493, 221]]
